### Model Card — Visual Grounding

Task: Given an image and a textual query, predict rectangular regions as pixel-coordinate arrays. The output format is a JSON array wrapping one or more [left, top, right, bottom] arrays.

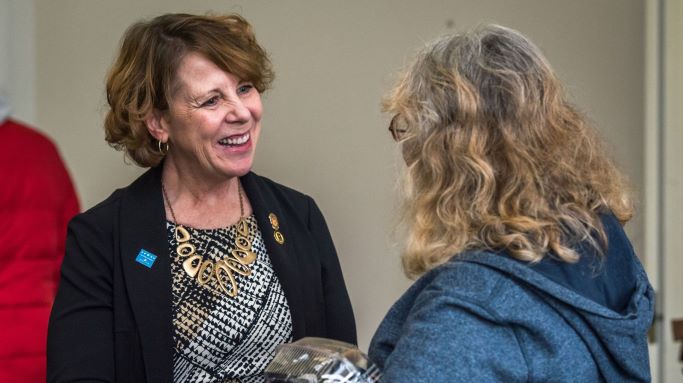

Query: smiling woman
[[146, 52, 264, 186], [46, 13, 356, 383]]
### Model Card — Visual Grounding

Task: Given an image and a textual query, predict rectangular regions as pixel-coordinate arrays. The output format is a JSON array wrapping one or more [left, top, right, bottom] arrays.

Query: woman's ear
[[145, 109, 169, 143]]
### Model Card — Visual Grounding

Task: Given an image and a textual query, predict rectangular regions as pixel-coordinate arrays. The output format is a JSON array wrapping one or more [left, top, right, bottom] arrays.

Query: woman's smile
[[218, 131, 251, 148]]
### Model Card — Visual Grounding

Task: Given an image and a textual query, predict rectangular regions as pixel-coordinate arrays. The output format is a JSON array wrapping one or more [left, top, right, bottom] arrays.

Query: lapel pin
[[268, 213, 280, 230], [269, 213, 284, 244], [274, 231, 285, 245], [135, 249, 157, 268]]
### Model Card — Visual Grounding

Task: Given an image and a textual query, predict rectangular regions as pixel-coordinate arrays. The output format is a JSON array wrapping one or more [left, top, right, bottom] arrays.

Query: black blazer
[[47, 166, 356, 383]]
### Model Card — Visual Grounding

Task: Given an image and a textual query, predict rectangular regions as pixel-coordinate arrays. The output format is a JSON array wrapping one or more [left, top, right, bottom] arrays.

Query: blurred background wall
[[0, 1, 35, 122], [1, 0, 681, 381]]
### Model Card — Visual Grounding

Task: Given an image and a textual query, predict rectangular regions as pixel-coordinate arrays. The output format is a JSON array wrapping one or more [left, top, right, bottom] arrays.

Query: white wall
[[0, 0, 36, 125], [0, 0, 9, 100], [645, 0, 683, 380], [31, 0, 646, 353], [661, 0, 683, 380]]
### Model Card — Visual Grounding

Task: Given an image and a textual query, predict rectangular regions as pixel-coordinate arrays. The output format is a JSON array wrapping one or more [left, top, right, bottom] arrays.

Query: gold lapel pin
[[268, 213, 280, 230], [274, 231, 285, 244], [269, 213, 285, 244]]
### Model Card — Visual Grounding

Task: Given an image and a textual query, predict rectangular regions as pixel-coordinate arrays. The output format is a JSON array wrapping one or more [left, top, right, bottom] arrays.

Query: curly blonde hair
[[104, 13, 274, 167], [387, 25, 633, 278]]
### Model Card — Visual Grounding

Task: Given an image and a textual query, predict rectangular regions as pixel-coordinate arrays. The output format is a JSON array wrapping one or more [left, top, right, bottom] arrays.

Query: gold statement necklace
[[161, 181, 257, 297]]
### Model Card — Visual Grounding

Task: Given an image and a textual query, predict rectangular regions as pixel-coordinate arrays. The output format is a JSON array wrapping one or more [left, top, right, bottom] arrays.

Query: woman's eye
[[201, 96, 220, 107], [237, 84, 253, 95]]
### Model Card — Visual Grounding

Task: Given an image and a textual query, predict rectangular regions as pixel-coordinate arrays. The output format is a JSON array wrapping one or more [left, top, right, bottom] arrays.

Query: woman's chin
[[219, 159, 254, 179], [213, 146, 256, 177]]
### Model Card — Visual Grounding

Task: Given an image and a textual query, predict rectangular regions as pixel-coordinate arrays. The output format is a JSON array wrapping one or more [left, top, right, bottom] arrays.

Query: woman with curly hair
[[369, 25, 653, 382]]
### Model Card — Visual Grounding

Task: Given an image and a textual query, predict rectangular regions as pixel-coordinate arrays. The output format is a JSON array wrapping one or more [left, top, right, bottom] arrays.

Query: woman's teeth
[[219, 132, 249, 146]]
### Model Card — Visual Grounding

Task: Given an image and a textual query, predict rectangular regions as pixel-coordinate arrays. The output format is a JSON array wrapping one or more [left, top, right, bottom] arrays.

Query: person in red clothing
[[0, 96, 80, 383]]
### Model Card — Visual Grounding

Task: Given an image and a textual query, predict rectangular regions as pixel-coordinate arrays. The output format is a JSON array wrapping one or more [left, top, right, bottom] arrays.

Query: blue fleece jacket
[[368, 215, 654, 382]]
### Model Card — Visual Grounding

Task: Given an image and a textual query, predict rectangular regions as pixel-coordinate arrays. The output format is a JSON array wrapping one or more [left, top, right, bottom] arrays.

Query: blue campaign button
[[135, 249, 157, 268]]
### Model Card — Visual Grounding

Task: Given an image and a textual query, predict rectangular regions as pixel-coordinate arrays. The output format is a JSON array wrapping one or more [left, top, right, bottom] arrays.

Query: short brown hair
[[104, 13, 274, 167]]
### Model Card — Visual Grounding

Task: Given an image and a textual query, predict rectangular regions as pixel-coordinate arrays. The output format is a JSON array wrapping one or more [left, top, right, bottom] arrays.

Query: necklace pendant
[[224, 258, 252, 276], [176, 242, 196, 257], [215, 260, 239, 297], [182, 255, 202, 277], [237, 218, 249, 237], [196, 260, 214, 285], [233, 236, 256, 264], [232, 248, 257, 265], [175, 225, 191, 243]]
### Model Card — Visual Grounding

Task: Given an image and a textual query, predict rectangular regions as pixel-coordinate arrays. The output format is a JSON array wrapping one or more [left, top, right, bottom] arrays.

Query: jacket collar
[[119, 165, 173, 383], [240, 172, 306, 339]]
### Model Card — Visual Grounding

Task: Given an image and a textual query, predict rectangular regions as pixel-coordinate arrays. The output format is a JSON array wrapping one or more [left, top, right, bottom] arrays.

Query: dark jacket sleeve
[[47, 210, 116, 383], [306, 197, 357, 345]]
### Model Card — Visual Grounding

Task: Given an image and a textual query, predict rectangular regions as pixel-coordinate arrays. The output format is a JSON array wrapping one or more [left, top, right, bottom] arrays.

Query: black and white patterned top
[[167, 214, 293, 383]]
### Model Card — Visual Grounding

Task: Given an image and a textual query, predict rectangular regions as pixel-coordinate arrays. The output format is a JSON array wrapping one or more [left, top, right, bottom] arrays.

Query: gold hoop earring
[[157, 140, 169, 155]]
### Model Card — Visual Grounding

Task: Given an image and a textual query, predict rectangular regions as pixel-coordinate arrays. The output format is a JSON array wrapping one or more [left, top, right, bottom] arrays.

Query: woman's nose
[[224, 98, 251, 123]]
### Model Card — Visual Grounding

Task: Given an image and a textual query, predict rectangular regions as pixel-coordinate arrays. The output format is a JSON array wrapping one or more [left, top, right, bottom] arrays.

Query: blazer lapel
[[240, 172, 306, 339], [119, 166, 173, 383]]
